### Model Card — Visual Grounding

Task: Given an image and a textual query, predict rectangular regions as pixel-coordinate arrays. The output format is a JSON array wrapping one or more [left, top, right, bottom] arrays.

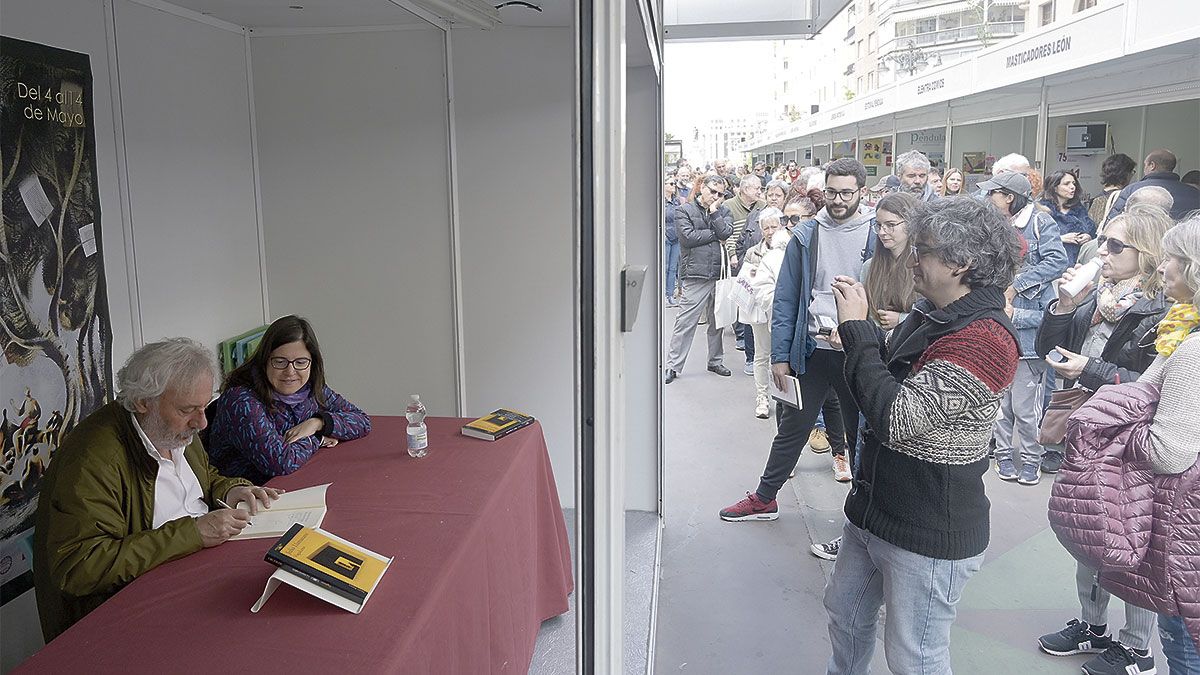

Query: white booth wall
[[449, 26, 579, 509], [625, 66, 662, 512], [1045, 99, 1199, 198], [249, 28, 457, 417]]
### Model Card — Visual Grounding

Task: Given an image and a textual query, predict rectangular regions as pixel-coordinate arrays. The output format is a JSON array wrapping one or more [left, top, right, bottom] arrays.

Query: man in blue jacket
[[720, 158, 877, 521]]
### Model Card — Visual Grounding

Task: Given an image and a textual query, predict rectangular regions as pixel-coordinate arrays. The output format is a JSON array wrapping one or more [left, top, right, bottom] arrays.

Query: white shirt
[[130, 414, 209, 528]]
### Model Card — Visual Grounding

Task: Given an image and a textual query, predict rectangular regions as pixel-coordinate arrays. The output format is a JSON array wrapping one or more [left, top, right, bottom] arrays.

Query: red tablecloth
[[17, 417, 573, 673]]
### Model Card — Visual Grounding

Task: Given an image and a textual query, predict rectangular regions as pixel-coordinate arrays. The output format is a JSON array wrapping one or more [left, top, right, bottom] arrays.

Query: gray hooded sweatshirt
[[807, 204, 876, 347]]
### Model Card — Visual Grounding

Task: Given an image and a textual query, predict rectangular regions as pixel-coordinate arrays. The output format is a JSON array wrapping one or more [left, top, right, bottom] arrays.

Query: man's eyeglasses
[[1097, 235, 1141, 255], [873, 220, 904, 233], [909, 245, 933, 259], [823, 188, 859, 202], [269, 357, 312, 371]]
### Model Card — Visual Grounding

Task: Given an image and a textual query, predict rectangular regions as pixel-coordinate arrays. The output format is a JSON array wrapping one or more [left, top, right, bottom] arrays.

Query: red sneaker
[[719, 492, 779, 522]]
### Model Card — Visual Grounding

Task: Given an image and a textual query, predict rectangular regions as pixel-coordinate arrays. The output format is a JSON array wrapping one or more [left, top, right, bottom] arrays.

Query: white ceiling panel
[[163, 0, 427, 28]]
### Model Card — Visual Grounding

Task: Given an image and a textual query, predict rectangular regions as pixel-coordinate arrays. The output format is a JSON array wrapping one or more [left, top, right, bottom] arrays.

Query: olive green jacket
[[32, 402, 250, 641]]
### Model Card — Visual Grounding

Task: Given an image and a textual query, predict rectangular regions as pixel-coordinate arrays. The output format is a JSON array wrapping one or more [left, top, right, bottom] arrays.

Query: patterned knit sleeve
[[218, 387, 320, 477], [886, 321, 1018, 463], [1146, 337, 1200, 474], [318, 386, 372, 441]]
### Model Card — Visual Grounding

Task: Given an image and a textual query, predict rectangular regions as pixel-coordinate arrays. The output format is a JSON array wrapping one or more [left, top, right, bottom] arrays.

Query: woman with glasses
[[206, 315, 372, 482], [1040, 170, 1098, 266], [940, 167, 965, 197], [1032, 205, 1174, 673], [864, 193, 920, 333]]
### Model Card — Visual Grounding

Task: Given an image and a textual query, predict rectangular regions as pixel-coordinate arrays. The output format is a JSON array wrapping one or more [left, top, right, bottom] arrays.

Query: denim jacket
[[1009, 205, 1068, 357]]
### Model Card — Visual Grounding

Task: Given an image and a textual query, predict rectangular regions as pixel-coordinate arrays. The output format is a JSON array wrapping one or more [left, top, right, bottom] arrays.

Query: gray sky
[[664, 40, 778, 144]]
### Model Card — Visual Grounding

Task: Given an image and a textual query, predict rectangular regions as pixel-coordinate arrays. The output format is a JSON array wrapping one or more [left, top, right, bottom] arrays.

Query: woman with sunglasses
[[206, 315, 372, 483], [1032, 205, 1174, 674]]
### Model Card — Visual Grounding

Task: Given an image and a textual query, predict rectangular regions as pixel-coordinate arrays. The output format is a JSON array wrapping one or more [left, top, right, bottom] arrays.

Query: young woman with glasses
[[206, 315, 372, 482], [863, 192, 920, 333]]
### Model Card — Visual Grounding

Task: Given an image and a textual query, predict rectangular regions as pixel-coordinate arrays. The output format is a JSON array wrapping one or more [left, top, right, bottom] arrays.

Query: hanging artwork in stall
[[0, 36, 113, 605]]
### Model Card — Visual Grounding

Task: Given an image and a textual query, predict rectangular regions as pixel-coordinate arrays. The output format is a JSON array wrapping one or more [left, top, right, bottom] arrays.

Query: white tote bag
[[732, 264, 768, 324], [712, 250, 738, 328]]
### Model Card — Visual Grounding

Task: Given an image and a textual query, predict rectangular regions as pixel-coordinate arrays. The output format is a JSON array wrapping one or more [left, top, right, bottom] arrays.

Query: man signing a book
[[32, 338, 282, 641]]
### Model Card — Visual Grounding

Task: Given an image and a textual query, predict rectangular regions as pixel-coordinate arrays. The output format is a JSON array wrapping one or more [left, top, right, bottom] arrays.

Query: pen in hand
[[215, 498, 253, 525]]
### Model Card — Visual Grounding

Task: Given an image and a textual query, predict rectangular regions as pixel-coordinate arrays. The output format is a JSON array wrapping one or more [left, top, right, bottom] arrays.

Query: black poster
[[0, 36, 113, 604]]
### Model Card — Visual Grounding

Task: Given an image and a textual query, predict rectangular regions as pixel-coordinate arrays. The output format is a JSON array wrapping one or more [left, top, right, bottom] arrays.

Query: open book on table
[[229, 483, 330, 540]]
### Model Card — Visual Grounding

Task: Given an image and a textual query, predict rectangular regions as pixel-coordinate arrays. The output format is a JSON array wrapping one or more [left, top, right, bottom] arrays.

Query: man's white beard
[[142, 407, 195, 451]]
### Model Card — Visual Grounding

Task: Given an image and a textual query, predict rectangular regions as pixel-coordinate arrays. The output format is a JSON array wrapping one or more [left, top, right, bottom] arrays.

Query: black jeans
[[757, 349, 861, 502]]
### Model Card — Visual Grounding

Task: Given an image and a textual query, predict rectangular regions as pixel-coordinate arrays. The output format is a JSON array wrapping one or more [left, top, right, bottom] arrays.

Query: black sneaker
[[1082, 643, 1155, 675], [1041, 450, 1065, 474], [1038, 619, 1114, 656], [810, 536, 840, 560]]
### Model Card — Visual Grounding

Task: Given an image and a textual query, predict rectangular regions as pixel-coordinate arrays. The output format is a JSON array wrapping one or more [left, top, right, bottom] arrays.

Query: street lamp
[[878, 40, 940, 77]]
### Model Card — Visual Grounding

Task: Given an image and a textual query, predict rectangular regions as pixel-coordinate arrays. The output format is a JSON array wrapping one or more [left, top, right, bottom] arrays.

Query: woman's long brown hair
[[865, 193, 919, 324]]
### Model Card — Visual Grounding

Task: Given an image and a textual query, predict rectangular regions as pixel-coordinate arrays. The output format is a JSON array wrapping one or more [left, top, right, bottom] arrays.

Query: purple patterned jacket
[[205, 384, 371, 484]]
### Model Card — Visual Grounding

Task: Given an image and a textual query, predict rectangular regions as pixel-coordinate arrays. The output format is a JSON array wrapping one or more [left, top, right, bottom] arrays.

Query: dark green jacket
[[32, 402, 249, 641]]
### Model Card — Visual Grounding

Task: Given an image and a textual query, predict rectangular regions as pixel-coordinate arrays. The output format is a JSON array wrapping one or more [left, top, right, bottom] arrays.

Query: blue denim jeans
[[1159, 614, 1200, 674], [825, 522, 983, 675], [664, 239, 680, 299]]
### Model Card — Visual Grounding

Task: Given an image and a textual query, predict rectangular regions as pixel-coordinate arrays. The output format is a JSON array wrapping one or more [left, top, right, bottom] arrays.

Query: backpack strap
[[861, 217, 877, 263]]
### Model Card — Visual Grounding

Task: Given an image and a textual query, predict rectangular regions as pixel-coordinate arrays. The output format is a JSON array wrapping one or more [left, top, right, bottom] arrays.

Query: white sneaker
[[833, 455, 852, 482], [755, 397, 770, 419]]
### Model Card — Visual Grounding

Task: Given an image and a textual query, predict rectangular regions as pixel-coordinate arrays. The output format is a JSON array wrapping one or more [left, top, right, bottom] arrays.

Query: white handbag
[[712, 250, 738, 328]]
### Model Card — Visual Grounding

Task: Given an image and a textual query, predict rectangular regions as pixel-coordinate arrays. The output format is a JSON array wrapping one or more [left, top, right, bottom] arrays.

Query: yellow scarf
[[1155, 303, 1200, 356]]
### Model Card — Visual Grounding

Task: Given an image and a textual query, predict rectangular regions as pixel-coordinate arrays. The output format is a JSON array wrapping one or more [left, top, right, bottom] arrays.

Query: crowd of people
[[663, 147, 1200, 674]]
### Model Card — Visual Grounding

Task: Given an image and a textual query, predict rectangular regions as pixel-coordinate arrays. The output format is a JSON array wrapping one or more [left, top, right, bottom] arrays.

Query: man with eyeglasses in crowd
[[753, 162, 770, 188], [978, 170, 1067, 486], [726, 175, 768, 372], [665, 175, 735, 384], [720, 158, 878, 519]]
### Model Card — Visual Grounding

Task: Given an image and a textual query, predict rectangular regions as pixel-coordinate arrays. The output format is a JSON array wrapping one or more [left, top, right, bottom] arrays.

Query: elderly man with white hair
[[33, 338, 282, 641]]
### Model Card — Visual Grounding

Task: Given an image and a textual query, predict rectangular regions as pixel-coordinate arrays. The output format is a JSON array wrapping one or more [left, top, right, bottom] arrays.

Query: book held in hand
[[229, 483, 330, 540], [461, 408, 535, 441], [251, 523, 392, 614]]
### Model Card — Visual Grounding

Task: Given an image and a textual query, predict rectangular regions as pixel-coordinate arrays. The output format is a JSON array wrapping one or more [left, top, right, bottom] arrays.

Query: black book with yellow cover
[[461, 408, 536, 441], [252, 524, 392, 615]]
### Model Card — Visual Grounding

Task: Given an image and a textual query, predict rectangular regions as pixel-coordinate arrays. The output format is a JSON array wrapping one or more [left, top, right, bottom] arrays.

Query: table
[[17, 417, 573, 673]]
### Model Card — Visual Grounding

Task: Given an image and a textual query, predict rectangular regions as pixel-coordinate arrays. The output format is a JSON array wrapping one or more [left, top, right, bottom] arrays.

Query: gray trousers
[[994, 359, 1047, 467], [1077, 561, 1156, 650], [667, 276, 724, 372]]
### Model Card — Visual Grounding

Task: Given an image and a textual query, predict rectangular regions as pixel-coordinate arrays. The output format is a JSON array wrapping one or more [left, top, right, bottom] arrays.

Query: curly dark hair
[[909, 197, 1024, 290], [1100, 153, 1136, 188]]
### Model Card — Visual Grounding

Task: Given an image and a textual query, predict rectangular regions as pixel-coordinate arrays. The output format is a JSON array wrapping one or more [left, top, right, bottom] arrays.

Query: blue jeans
[[664, 239, 680, 299], [825, 522, 983, 675], [1159, 614, 1200, 674]]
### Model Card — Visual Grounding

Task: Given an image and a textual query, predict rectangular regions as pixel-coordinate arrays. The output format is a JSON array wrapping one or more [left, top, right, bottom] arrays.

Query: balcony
[[885, 20, 1025, 51], [844, 62, 856, 75], [847, 25, 856, 40]]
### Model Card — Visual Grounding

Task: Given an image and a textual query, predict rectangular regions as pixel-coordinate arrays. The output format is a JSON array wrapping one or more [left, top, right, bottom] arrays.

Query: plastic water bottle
[[406, 394, 428, 458]]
